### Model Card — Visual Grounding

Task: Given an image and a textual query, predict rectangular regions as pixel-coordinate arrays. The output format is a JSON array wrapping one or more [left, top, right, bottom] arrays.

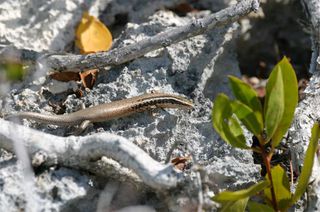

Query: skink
[[5, 93, 193, 134]]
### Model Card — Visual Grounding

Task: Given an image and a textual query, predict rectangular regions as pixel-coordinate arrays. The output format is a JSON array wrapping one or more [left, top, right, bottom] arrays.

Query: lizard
[[4, 92, 193, 134]]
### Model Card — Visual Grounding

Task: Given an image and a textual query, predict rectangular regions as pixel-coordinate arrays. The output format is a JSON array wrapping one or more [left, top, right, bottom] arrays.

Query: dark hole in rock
[[236, 0, 312, 80], [114, 13, 129, 26]]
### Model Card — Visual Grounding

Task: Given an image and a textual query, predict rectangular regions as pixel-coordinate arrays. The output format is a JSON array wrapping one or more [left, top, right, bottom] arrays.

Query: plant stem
[[258, 138, 279, 211], [251, 147, 262, 153]]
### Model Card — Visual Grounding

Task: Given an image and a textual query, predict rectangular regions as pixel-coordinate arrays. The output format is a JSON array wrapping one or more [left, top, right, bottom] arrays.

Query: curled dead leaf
[[171, 156, 191, 171], [80, 69, 99, 89], [49, 69, 98, 89]]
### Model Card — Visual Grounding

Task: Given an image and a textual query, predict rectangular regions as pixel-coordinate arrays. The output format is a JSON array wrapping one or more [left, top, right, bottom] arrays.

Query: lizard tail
[[4, 112, 80, 126]]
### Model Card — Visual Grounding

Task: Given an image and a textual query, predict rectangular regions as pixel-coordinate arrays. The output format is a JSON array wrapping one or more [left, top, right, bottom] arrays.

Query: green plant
[[211, 57, 320, 211], [1, 63, 26, 81]]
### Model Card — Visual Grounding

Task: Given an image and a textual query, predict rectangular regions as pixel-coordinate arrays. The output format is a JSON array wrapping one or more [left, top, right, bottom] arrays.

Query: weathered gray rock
[[0, 0, 260, 211], [289, 71, 320, 211]]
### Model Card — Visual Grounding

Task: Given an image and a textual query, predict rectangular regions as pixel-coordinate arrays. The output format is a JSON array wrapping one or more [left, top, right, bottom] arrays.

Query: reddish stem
[[259, 139, 278, 211]]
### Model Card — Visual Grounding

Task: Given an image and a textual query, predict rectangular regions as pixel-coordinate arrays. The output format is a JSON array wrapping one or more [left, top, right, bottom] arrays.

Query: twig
[[0, 0, 259, 72], [9, 119, 39, 211], [0, 44, 41, 64], [96, 181, 120, 212], [301, 0, 320, 73], [196, 171, 204, 212], [0, 119, 183, 190]]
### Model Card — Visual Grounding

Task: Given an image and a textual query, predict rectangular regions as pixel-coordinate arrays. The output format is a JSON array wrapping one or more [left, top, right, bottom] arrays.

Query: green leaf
[[223, 116, 247, 147], [228, 75, 263, 113], [290, 122, 320, 205], [220, 198, 249, 212], [270, 57, 298, 148], [2, 63, 25, 81], [264, 165, 291, 210], [213, 180, 269, 202], [264, 59, 285, 142], [229, 76, 263, 135], [231, 100, 263, 135], [247, 201, 275, 212], [212, 94, 249, 149]]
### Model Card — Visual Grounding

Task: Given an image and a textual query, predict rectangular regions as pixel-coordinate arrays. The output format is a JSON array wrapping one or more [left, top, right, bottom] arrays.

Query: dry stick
[[0, 44, 41, 64], [0, 119, 182, 190], [0, 0, 259, 71], [301, 0, 320, 73]]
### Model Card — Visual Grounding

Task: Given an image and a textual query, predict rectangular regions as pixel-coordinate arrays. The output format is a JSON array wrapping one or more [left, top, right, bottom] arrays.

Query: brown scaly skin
[[5, 93, 193, 134]]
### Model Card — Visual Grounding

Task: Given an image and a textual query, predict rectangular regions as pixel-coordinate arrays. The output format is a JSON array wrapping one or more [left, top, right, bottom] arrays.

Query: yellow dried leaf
[[75, 12, 112, 54]]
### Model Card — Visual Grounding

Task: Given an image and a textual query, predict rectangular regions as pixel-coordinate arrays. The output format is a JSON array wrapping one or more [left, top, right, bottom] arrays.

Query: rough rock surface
[[289, 71, 320, 211], [0, 0, 260, 211]]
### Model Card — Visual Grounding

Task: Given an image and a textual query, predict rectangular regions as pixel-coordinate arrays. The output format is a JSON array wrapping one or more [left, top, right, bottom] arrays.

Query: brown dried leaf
[[50, 72, 81, 82], [171, 156, 191, 171], [80, 69, 99, 89]]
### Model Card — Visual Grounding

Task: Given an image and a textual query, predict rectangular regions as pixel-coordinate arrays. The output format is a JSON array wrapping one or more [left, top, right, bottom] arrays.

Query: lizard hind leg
[[73, 120, 92, 136]]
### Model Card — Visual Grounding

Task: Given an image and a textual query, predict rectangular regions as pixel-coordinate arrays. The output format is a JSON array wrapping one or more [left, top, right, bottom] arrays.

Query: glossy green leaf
[[264, 165, 291, 210], [264, 60, 285, 142], [228, 76, 263, 113], [220, 198, 249, 212], [213, 180, 269, 202], [223, 116, 247, 147], [290, 122, 320, 205], [231, 100, 263, 135], [212, 94, 249, 149], [270, 57, 298, 148], [247, 201, 275, 212]]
